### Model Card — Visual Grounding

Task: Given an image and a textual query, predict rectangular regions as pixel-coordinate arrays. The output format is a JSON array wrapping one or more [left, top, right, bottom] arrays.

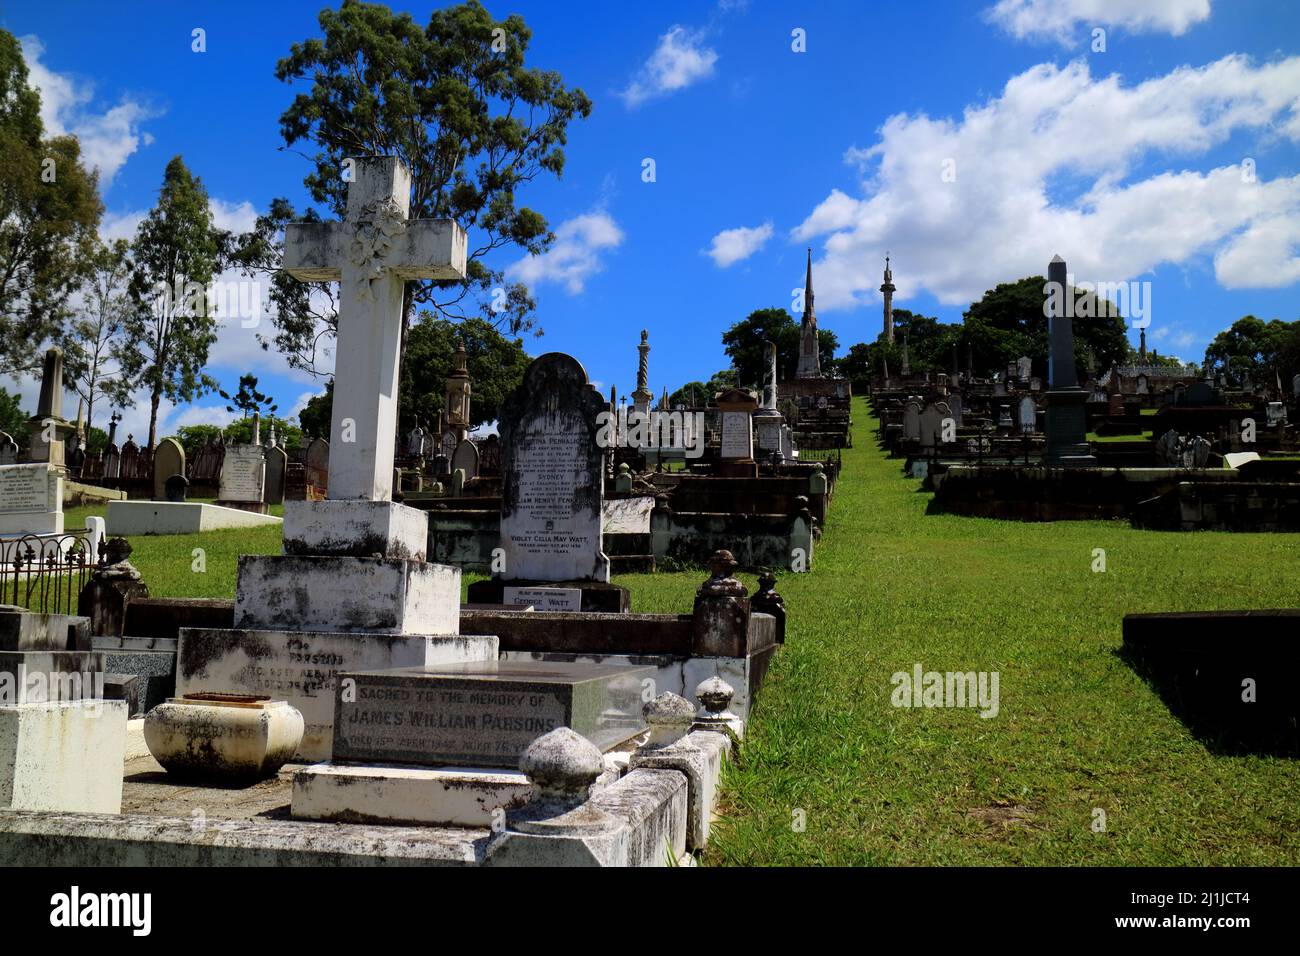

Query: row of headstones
[[902, 395, 1038, 445], [402, 429, 501, 481]]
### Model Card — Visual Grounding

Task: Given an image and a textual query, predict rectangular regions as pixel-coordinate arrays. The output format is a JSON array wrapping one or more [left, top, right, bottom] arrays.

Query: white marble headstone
[[219, 445, 267, 503]]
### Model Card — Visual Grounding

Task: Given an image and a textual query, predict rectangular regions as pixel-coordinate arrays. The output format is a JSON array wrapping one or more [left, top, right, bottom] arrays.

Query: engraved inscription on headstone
[[331, 662, 651, 767], [502, 586, 582, 611], [0, 465, 56, 513], [720, 412, 753, 458], [219, 446, 266, 502], [498, 353, 609, 582]]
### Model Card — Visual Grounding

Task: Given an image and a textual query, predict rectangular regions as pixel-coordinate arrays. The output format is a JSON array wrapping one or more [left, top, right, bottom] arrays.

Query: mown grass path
[[706, 398, 1300, 865]]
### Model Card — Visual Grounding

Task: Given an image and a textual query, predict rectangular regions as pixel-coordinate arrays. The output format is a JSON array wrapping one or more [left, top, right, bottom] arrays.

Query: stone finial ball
[[105, 537, 133, 563], [695, 676, 735, 714], [519, 727, 604, 794], [643, 691, 697, 727], [707, 549, 738, 578]]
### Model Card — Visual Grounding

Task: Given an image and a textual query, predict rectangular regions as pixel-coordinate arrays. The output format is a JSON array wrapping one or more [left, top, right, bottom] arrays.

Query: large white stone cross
[[283, 157, 467, 501]]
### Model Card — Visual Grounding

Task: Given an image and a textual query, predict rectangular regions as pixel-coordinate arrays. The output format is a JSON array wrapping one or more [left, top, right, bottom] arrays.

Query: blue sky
[[4, 0, 1299, 437]]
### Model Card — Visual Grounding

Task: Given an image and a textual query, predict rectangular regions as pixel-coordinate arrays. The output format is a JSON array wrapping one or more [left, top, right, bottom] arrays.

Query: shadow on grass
[[1117, 645, 1299, 758]]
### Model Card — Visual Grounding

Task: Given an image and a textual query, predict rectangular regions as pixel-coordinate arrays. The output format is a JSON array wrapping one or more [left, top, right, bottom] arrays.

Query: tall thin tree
[[66, 238, 137, 435], [122, 156, 224, 449]]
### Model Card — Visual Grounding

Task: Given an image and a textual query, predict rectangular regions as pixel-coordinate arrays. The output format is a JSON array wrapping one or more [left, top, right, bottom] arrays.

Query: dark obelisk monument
[[1044, 255, 1095, 466]]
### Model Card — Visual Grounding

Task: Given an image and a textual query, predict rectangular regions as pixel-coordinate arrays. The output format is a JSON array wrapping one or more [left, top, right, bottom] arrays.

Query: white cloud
[[507, 210, 624, 294], [18, 35, 155, 185], [208, 199, 259, 234], [985, 0, 1212, 44], [792, 55, 1300, 317], [167, 404, 236, 430], [100, 210, 146, 242], [620, 26, 718, 107], [1151, 324, 1197, 350], [703, 222, 773, 267]]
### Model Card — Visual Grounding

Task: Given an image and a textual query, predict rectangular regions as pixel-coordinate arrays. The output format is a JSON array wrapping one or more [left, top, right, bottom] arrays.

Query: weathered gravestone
[[264, 443, 288, 505], [217, 443, 267, 513], [945, 391, 963, 425], [1156, 429, 1181, 466], [291, 659, 651, 827], [902, 401, 922, 441], [918, 402, 952, 449], [329, 661, 651, 768], [1018, 395, 1037, 433], [467, 352, 627, 612], [304, 437, 329, 497], [177, 156, 497, 759], [0, 463, 63, 536], [715, 387, 759, 477], [478, 434, 502, 475], [152, 438, 185, 500], [437, 430, 458, 474], [406, 425, 426, 458], [451, 438, 479, 480], [0, 433, 16, 466]]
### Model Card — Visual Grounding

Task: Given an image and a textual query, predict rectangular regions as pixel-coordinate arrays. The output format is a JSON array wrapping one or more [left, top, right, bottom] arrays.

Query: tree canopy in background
[[720, 307, 838, 389], [122, 155, 226, 449], [65, 238, 138, 436], [668, 369, 739, 408], [219, 373, 279, 419], [298, 315, 530, 437], [962, 275, 1128, 379], [0, 387, 27, 446], [255, 0, 592, 382], [1203, 315, 1300, 386], [0, 29, 103, 379], [399, 314, 530, 433], [840, 275, 1132, 385]]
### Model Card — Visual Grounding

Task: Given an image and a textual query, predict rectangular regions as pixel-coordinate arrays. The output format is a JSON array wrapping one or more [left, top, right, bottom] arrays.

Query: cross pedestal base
[[234, 554, 461, 635], [283, 499, 429, 561]]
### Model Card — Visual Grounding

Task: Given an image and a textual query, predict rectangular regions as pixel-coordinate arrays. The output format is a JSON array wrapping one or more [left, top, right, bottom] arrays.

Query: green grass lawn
[[705, 397, 1300, 865], [50, 414, 1300, 864], [59, 500, 286, 601]]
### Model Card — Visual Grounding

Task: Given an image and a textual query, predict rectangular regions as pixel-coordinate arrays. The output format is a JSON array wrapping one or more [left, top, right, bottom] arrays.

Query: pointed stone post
[[1043, 255, 1095, 466]]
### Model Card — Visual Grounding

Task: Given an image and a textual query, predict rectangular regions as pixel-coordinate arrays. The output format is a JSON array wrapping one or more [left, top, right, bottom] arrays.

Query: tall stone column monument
[[174, 157, 497, 759], [1044, 255, 1096, 466]]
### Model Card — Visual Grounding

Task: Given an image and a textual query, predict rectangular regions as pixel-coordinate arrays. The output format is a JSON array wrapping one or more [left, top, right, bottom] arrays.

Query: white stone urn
[[144, 694, 304, 783]]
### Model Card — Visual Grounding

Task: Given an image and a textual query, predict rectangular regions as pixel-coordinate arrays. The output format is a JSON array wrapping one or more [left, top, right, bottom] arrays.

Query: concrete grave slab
[[332, 660, 651, 768], [107, 501, 281, 536], [292, 761, 534, 827]]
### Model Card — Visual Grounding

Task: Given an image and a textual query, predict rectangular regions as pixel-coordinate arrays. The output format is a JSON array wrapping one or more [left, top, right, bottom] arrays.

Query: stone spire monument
[[445, 338, 472, 442], [1044, 255, 1095, 465], [880, 254, 896, 344], [754, 339, 786, 458], [632, 329, 652, 413], [796, 249, 821, 379]]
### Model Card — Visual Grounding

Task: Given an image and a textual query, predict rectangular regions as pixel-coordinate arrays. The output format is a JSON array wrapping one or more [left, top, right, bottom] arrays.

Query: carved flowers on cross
[[348, 197, 407, 301]]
